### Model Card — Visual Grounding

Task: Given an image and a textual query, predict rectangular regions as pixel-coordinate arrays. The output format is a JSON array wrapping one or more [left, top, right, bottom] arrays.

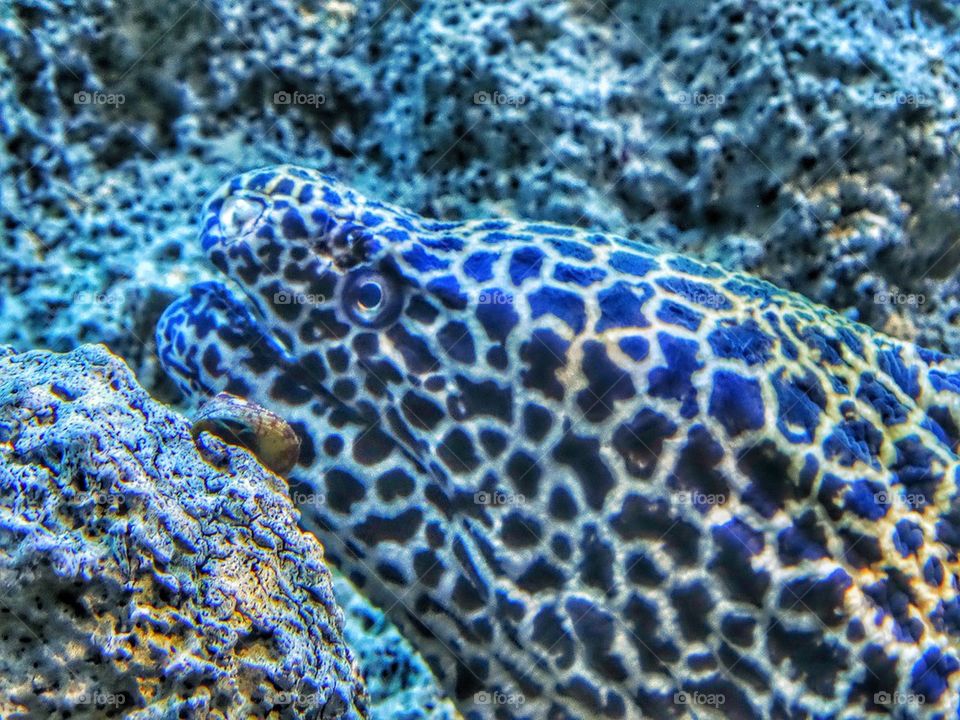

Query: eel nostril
[[219, 194, 267, 244], [322, 223, 374, 269]]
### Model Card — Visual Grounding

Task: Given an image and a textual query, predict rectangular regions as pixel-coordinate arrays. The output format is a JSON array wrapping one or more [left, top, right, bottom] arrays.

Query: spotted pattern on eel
[[156, 165, 960, 720]]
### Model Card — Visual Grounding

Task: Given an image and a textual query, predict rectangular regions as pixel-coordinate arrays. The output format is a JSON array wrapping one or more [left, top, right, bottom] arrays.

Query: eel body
[[157, 165, 960, 719]]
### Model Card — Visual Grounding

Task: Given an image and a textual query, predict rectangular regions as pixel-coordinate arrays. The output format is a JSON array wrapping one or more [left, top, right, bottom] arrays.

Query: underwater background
[[4, 0, 960, 718], [7, 0, 960, 390]]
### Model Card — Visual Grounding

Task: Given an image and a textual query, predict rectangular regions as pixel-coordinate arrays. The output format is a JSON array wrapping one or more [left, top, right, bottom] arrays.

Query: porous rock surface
[[0, 343, 368, 719], [4, 0, 960, 375]]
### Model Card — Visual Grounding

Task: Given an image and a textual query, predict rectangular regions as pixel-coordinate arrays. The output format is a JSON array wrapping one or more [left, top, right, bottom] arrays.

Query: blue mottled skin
[[157, 166, 960, 720]]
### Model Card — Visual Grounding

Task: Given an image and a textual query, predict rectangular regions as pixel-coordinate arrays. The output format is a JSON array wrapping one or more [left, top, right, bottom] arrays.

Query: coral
[[0, 343, 368, 719]]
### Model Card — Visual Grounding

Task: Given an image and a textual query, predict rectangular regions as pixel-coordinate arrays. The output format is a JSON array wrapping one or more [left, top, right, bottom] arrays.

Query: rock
[[0, 344, 368, 719]]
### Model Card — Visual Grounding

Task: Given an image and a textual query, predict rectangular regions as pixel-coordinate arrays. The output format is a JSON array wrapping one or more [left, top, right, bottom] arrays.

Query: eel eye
[[356, 280, 383, 313], [342, 269, 402, 328]]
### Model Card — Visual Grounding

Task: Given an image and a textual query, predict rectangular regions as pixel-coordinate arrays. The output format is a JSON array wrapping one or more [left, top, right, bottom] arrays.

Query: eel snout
[[200, 167, 375, 273]]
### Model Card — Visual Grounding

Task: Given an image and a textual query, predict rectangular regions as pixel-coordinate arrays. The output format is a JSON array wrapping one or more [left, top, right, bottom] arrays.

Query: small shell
[[192, 393, 300, 476]]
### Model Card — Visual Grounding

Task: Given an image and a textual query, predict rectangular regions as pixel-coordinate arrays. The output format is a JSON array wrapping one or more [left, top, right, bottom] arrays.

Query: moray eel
[[156, 165, 960, 720]]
